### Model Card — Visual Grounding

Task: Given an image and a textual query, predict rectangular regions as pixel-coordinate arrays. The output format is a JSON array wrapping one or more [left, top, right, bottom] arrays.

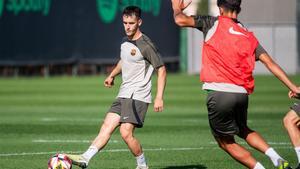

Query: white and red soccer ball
[[48, 154, 72, 169]]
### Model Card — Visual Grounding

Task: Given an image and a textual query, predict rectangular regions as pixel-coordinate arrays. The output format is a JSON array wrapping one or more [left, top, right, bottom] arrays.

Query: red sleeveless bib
[[200, 16, 258, 94]]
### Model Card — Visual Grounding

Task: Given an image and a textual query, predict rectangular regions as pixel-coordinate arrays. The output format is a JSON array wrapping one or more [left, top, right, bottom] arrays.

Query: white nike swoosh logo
[[123, 116, 129, 120], [229, 27, 248, 37]]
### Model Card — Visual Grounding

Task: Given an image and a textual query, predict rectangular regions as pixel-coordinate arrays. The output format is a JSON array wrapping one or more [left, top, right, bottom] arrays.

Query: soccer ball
[[48, 154, 72, 169]]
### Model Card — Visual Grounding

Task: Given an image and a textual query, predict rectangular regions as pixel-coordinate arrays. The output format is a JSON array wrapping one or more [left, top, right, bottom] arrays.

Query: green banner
[[0, 0, 51, 17], [0, 0, 3, 17], [96, 0, 161, 24], [0, 0, 179, 66], [0, 0, 161, 22]]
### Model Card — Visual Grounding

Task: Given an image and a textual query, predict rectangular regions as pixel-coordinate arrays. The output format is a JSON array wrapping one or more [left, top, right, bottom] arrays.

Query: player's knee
[[219, 142, 252, 159], [220, 142, 234, 151], [283, 111, 297, 128], [120, 128, 133, 142], [218, 142, 237, 153], [216, 137, 234, 151]]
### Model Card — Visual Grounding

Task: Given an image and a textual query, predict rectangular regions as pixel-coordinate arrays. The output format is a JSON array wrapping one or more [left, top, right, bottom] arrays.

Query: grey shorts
[[108, 98, 149, 128], [206, 91, 249, 138], [290, 103, 300, 116]]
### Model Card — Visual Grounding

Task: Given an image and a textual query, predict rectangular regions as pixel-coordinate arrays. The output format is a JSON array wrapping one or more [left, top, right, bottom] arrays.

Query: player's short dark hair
[[217, 0, 241, 14], [122, 6, 142, 18]]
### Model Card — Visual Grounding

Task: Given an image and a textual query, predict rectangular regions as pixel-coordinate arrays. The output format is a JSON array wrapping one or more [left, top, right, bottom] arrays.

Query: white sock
[[253, 162, 265, 169], [82, 146, 99, 163], [265, 147, 283, 167], [295, 147, 300, 163], [136, 153, 147, 167]]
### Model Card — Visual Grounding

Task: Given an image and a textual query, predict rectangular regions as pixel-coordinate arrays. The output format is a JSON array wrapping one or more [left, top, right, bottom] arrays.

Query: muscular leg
[[215, 136, 257, 169], [283, 110, 300, 147], [239, 127, 269, 153], [119, 123, 148, 168], [239, 126, 288, 167], [284, 110, 300, 167], [66, 112, 120, 168], [91, 112, 121, 149], [119, 123, 143, 156]]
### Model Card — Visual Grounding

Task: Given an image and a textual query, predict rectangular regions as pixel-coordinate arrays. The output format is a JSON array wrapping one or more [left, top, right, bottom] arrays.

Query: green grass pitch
[[0, 74, 299, 169]]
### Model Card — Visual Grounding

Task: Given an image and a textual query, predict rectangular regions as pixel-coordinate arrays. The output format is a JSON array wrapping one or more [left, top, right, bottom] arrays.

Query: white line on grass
[[34, 140, 291, 146], [41, 118, 102, 122], [33, 139, 90, 143], [32, 139, 119, 144], [0, 151, 82, 157], [0, 146, 293, 157], [267, 142, 293, 145], [0, 147, 205, 157]]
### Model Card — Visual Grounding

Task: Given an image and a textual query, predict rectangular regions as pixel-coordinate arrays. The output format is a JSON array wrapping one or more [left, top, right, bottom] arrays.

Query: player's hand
[[288, 91, 296, 98], [289, 87, 300, 99], [104, 76, 114, 88], [154, 98, 164, 112], [171, 0, 192, 11]]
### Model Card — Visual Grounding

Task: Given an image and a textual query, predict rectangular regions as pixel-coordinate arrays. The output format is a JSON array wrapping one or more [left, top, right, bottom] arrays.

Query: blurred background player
[[283, 91, 300, 169], [171, 0, 300, 168], [66, 6, 167, 169]]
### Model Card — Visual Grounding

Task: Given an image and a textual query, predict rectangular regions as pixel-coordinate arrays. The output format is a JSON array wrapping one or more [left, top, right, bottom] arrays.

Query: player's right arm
[[171, 0, 195, 27], [104, 60, 122, 88]]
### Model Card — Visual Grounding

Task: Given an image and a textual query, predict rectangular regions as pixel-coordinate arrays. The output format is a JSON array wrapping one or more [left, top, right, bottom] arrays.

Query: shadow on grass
[[162, 164, 207, 169]]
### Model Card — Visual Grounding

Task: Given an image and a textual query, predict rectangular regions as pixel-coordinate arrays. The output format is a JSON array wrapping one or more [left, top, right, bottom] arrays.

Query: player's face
[[122, 15, 141, 38]]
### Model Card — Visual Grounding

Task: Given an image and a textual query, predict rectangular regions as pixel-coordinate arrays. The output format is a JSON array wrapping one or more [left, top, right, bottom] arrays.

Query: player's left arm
[[259, 53, 300, 94], [154, 66, 167, 112]]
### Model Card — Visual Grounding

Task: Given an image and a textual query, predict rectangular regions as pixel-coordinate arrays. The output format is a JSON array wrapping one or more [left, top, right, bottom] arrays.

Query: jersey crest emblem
[[131, 49, 136, 56]]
